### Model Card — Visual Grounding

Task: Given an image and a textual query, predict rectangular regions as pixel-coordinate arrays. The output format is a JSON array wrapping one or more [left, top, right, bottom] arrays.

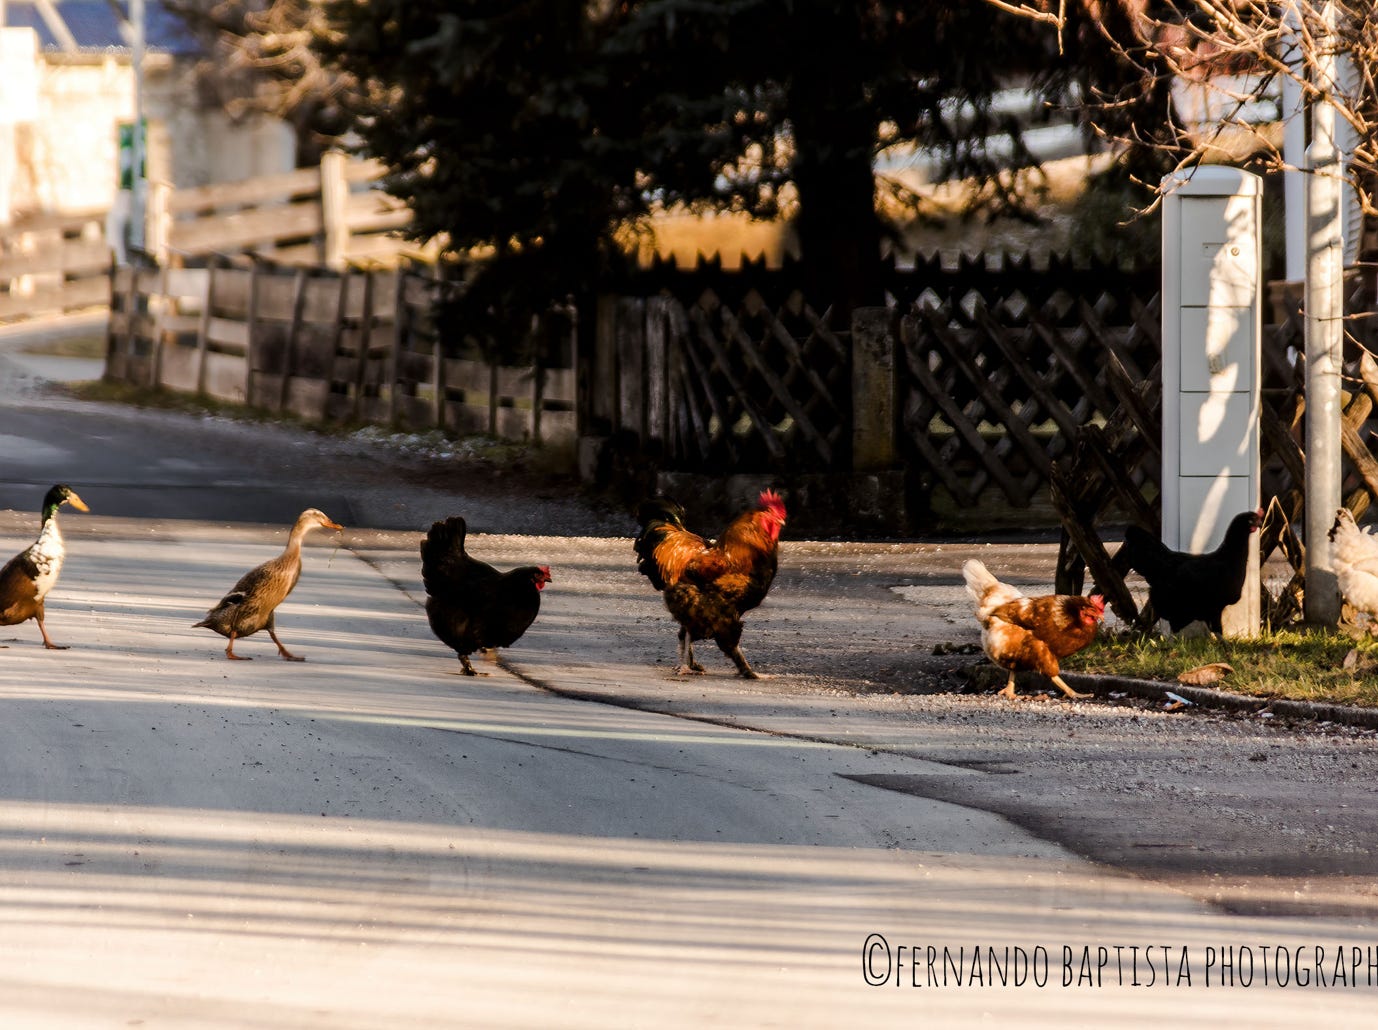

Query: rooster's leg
[[674, 628, 705, 675], [1050, 674, 1092, 701], [458, 653, 479, 676], [683, 629, 704, 672], [726, 645, 759, 679], [997, 672, 1017, 700], [268, 627, 305, 662]]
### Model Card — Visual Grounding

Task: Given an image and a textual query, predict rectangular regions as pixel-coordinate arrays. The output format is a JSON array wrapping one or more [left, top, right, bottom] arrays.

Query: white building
[[0, 0, 294, 226]]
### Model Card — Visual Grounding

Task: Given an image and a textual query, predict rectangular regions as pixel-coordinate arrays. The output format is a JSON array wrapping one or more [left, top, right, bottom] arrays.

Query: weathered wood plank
[[168, 166, 323, 214], [170, 201, 325, 254]]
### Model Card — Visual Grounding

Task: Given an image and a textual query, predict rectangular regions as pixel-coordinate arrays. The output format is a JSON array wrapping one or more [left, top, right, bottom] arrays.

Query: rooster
[[962, 559, 1105, 701], [1330, 507, 1378, 630], [420, 516, 551, 674], [1116, 509, 1261, 633], [633, 490, 786, 678]]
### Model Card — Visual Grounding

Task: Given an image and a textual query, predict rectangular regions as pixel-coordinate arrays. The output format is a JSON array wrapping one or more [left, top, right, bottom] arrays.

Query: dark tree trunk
[[786, 8, 883, 314]]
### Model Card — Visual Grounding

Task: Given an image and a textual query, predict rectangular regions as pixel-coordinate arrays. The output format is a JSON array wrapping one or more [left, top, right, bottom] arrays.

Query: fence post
[[850, 307, 898, 470], [279, 267, 307, 413], [245, 263, 261, 407], [321, 151, 349, 272], [150, 264, 170, 388], [532, 318, 546, 444], [645, 297, 669, 446], [353, 271, 375, 421], [431, 288, 446, 430], [194, 262, 214, 395], [146, 181, 172, 268], [615, 297, 645, 438], [388, 271, 406, 424]]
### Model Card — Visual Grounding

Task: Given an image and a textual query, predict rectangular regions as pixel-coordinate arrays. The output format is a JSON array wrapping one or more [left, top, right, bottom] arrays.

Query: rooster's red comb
[[758, 489, 786, 516]]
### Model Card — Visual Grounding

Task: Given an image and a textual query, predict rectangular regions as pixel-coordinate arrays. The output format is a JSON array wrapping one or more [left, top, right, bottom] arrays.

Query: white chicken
[[1329, 508, 1378, 628]]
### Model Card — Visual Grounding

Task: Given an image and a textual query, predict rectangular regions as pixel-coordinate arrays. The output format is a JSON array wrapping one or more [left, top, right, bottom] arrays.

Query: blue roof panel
[[3, 1, 199, 55]]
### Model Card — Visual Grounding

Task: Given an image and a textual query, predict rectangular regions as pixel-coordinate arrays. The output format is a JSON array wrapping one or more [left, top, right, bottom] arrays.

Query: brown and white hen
[[962, 559, 1105, 701]]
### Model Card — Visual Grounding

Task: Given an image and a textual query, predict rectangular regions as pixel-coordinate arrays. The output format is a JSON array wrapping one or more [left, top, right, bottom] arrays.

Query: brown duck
[[194, 508, 343, 660], [0, 484, 89, 649]]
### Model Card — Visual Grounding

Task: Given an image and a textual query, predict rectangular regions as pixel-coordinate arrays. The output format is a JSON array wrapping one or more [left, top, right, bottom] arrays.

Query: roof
[[2, 1, 198, 55]]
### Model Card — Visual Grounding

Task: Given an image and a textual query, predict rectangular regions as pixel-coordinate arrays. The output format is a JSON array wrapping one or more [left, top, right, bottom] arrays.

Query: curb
[[1065, 671, 1378, 731]]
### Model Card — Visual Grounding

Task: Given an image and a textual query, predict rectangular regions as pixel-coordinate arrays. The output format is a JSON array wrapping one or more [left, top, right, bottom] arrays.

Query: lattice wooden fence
[[896, 286, 1163, 511]]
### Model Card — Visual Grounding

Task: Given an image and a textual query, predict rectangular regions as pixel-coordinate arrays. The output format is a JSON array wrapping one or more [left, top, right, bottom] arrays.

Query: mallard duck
[[0, 484, 90, 649], [193, 508, 343, 661]]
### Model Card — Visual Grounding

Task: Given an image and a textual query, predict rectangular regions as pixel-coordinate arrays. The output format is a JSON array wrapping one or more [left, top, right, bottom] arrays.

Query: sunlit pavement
[[0, 521, 1373, 1027]]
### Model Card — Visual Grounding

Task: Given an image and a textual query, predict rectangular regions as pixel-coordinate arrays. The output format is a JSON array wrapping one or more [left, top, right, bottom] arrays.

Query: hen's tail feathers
[[961, 559, 999, 605], [421, 516, 471, 595], [962, 559, 1026, 622], [1119, 525, 1168, 578], [634, 498, 687, 591]]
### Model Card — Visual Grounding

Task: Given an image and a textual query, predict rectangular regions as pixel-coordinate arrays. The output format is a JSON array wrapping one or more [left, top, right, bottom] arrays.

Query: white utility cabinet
[[1160, 166, 1262, 636]]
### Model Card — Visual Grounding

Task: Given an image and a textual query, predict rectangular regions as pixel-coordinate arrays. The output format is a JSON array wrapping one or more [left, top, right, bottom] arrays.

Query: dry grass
[[639, 153, 1115, 269]]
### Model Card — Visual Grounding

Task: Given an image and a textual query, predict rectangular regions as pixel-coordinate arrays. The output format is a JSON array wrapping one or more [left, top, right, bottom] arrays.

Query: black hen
[[1116, 509, 1262, 633], [420, 516, 551, 674]]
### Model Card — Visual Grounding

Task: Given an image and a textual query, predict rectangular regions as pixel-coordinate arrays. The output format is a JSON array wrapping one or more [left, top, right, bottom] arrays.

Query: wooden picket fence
[[99, 241, 1378, 550], [104, 263, 576, 443]]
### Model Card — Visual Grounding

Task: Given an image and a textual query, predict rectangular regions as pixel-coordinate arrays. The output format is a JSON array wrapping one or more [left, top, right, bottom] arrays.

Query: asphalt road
[[0, 326, 1375, 1026]]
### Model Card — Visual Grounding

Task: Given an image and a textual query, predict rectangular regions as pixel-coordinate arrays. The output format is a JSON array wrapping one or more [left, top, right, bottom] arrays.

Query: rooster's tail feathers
[[636, 497, 686, 531], [633, 501, 687, 591]]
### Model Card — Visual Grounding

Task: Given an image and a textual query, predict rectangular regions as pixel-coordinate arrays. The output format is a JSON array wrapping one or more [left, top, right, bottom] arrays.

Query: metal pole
[[1304, 0, 1344, 625], [1281, 0, 1306, 282], [128, 0, 146, 254]]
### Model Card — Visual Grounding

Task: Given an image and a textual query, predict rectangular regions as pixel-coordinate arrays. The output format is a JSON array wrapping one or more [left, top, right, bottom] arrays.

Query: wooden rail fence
[[0, 153, 426, 326], [147, 152, 428, 271], [0, 209, 112, 321]]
